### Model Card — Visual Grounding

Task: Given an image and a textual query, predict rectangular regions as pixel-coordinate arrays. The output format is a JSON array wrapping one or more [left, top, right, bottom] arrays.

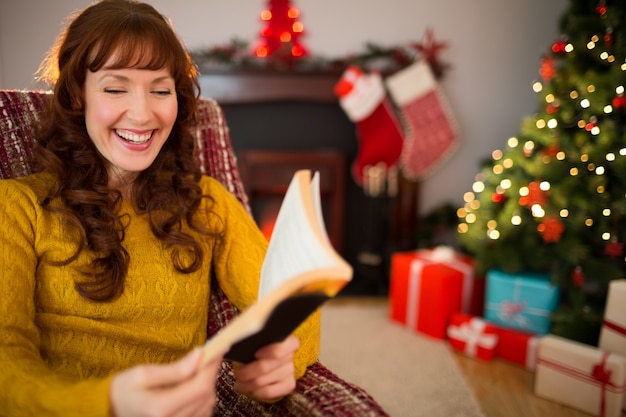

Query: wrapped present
[[389, 246, 477, 339], [447, 313, 498, 360], [598, 279, 626, 410], [484, 269, 559, 335], [535, 334, 626, 417], [496, 326, 539, 370]]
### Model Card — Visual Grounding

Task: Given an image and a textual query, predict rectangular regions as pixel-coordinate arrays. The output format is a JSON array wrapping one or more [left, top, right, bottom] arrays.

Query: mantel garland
[[191, 30, 450, 78]]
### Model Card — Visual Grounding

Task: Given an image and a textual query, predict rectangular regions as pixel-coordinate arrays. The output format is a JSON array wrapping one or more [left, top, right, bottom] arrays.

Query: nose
[[126, 93, 151, 125]]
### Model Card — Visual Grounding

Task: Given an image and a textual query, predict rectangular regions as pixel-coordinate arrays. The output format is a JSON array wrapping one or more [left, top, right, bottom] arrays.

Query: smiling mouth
[[115, 129, 153, 144]]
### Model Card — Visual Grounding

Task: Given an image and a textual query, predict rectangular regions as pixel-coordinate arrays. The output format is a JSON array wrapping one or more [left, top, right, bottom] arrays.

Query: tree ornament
[[604, 27, 613, 49], [539, 55, 557, 83], [571, 266, 584, 287], [491, 192, 506, 204], [546, 103, 560, 114], [596, 1, 607, 17], [612, 94, 626, 109], [537, 216, 564, 243], [585, 116, 598, 131], [604, 240, 624, 258], [551, 39, 567, 55], [541, 145, 560, 157], [519, 181, 548, 207]]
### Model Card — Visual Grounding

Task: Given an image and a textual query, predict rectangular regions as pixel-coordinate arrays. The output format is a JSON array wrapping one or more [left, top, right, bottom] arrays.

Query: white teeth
[[116, 129, 152, 143]]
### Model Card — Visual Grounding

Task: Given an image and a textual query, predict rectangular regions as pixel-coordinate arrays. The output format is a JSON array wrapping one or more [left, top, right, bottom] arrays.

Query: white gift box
[[599, 279, 626, 410], [535, 334, 626, 417]]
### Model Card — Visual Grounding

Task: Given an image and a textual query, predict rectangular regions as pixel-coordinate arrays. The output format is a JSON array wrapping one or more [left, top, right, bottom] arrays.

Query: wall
[[0, 0, 568, 215]]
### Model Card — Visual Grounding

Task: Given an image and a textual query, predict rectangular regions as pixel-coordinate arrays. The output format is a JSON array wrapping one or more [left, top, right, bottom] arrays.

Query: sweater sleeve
[[0, 178, 113, 417], [205, 178, 320, 379]]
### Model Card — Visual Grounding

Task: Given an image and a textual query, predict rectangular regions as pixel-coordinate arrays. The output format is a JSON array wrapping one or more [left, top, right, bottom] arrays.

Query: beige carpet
[[319, 298, 486, 417]]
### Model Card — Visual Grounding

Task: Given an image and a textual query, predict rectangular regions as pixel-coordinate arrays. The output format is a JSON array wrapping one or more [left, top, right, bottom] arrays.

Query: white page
[[258, 171, 338, 299]]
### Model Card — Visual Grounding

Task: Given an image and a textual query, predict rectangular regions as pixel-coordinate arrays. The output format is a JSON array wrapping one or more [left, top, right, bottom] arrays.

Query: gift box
[[484, 269, 559, 335], [496, 326, 539, 370], [447, 313, 498, 360], [389, 246, 477, 339], [535, 334, 626, 417], [598, 279, 626, 410]]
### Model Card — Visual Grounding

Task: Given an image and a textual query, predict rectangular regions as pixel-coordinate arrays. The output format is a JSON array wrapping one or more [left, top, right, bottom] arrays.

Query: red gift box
[[447, 313, 498, 360], [496, 326, 539, 370], [389, 246, 477, 339]]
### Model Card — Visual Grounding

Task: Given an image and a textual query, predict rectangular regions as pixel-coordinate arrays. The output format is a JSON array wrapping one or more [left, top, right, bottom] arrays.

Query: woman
[[0, 1, 320, 416]]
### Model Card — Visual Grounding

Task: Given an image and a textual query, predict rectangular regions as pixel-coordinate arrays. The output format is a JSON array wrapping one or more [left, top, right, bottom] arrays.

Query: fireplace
[[200, 71, 419, 295]]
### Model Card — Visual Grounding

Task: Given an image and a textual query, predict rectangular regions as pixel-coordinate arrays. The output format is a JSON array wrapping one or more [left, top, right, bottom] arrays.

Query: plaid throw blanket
[[0, 89, 389, 417]]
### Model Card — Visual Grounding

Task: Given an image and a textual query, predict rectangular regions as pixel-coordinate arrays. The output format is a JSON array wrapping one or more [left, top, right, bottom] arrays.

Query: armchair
[[0, 89, 389, 416]]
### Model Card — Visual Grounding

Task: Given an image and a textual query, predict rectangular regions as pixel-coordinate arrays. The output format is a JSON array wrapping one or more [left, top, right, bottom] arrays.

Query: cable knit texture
[[0, 89, 389, 417]]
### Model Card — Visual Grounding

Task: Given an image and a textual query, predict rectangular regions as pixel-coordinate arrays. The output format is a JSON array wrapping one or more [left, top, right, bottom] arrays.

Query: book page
[[257, 170, 340, 299]]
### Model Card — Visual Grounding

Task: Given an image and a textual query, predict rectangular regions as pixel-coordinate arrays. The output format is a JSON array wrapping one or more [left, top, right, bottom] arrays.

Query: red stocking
[[385, 60, 458, 180], [334, 66, 404, 186]]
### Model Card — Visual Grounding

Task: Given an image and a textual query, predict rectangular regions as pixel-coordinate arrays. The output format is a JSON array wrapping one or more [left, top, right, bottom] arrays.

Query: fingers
[[110, 349, 224, 417], [232, 335, 299, 402]]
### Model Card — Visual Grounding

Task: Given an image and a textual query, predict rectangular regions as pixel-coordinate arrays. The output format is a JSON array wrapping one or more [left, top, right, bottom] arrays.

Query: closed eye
[[104, 88, 126, 94]]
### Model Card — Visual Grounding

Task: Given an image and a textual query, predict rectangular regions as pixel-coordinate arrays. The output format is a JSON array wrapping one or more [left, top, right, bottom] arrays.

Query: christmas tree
[[457, 0, 626, 345], [253, 0, 307, 67]]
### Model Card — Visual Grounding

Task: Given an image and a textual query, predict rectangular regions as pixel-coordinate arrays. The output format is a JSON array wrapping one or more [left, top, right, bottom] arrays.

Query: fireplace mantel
[[198, 71, 340, 104]]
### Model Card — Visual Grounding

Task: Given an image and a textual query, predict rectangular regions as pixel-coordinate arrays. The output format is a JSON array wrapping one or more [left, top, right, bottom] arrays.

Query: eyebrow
[[98, 72, 174, 84]]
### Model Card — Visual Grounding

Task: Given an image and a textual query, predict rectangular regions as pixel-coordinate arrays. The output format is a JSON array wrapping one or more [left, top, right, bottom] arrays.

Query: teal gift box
[[484, 269, 559, 335]]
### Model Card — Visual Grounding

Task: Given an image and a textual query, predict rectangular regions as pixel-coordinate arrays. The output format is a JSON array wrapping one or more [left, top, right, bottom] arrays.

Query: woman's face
[[83, 60, 178, 184]]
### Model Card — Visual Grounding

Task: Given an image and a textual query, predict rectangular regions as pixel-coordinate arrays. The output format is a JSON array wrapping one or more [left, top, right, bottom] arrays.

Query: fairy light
[[466, 213, 476, 223], [570, 91, 579, 99], [487, 229, 500, 240], [500, 179, 512, 189], [463, 191, 475, 203], [458, 223, 468, 233], [598, 185, 605, 193], [605, 105, 613, 113], [570, 167, 579, 176], [547, 118, 558, 128], [560, 209, 569, 217], [493, 165, 504, 174], [620, 148, 626, 156], [556, 151, 566, 160], [602, 232, 611, 240], [545, 94, 555, 103], [540, 181, 550, 191], [492, 149, 503, 160], [531, 204, 545, 218], [524, 141, 535, 153], [587, 85, 596, 93], [536, 119, 547, 129], [603, 208, 611, 216], [457, 207, 467, 218], [565, 43, 574, 53], [607, 153, 616, 161], [617, 86, 625, 95], [519, 186, 529, 197], [533, 82, 543, 93], [511, 215, 522, 226], [508, 137, 519, 148], [596, 166, 605, 175], [586, 219, 594, 226], [472, 181, 485, 193], [580, 98, 591, 108]]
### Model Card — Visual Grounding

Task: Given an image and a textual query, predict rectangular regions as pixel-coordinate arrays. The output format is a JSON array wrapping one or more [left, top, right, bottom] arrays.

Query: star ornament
[[411, 28, 449, 77]]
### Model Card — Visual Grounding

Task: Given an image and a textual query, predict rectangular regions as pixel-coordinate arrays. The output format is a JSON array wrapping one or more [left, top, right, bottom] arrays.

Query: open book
[[200, 169, 353, 364]]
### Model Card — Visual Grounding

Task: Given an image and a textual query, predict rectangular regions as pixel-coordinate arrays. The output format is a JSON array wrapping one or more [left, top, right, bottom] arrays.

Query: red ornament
[[612, 95, 626, 109], [604, 240, 624, 258], [596, 1, 607, 16], [604, 27, 613, 49], [519, 181, 548, 207], [551, 39, 567, 55], [491, 192, 506, 204], [537, 216, 564, 243], [542, 145, 560, 157], [539, 55, 557, 83], [411, 28, 449, 77], [546, 103, 560, 114], [571, 266, 584, 287]]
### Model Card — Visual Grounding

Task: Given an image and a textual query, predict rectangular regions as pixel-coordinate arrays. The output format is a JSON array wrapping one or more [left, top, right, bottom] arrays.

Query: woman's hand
[[110, 348, 223, 417], [233, 335, 300, 403]]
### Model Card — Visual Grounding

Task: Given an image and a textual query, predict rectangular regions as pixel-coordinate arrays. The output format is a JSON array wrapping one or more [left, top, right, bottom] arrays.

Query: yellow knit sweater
[[0, 172, 320, 417]]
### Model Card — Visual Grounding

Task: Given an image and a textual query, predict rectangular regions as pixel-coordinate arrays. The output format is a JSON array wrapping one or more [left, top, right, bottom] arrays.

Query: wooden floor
[[454, 352, 626, 417]]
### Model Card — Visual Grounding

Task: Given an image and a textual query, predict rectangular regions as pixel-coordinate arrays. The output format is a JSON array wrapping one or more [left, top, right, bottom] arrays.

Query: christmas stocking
[[334, 66, 404, 186], [385, 60, 458, 180]]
